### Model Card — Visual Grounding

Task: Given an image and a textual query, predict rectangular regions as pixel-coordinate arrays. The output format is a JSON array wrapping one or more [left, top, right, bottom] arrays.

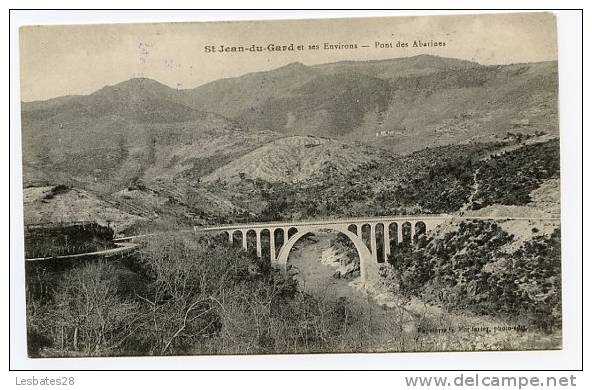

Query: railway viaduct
[[195, 215, 451, 285]]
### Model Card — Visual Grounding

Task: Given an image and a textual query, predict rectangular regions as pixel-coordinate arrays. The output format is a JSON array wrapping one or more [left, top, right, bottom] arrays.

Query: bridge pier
[[227, 230, 233, 244], [270, 228, 276, 262], [370, 224, 377, 256], [241, 229, 247, 251], [397, 223, 403, 244], [256, 229, 262, 258], [384, 226, 390, 262]]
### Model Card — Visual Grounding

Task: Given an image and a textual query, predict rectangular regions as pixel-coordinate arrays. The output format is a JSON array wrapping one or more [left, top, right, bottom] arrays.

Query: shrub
[[24, 222, 115, 259], [384, 221, 561, 331], [26, 261, 140, 357], [26, 232, 356, 357], [472, 139, 560, 209]]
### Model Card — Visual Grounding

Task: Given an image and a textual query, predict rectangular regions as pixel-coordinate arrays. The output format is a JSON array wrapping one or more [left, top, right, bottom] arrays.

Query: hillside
[[21, 78, 280, 192], [178, 56, 558, 153], [203, 135, 390, 184], [313, 55, 478, 78], [21, 55, 559, 191], [198, 135, 559, 223], [23, 135, 559, 233], [176, 62, 320, 118], [23, 185, 144, 233], [387, 220, 561, 331], [179, 56, 478, 118]]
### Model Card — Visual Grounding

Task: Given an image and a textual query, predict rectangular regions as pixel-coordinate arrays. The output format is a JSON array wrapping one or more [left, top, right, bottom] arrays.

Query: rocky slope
[[203, 135, 390, 184], [23, 185, 144, 234]]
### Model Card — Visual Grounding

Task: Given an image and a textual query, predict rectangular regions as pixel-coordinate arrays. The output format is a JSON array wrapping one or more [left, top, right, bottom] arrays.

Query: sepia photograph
[[18, 12, 563, 359]]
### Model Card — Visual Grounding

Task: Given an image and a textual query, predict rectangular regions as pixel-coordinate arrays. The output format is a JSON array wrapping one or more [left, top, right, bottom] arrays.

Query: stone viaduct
[[195, 215, 451, 285]]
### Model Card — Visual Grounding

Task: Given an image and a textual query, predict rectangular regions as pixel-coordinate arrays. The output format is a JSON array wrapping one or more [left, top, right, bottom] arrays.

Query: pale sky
[[19, 12, 557, 102]]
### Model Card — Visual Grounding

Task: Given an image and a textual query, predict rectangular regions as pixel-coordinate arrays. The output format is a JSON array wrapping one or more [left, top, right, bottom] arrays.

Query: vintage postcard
[[20, 12, 561, 357]]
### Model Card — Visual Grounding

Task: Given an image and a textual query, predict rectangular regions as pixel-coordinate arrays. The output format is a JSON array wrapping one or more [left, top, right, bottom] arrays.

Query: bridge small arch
[[273, 228, 285, 258], [388, 222, 398, 253], [402, 222, 412, 243], [375, 223, 385, 263], [260, 229, 271, 262], [348, 224, 358, 235], [414, 221, 426, 243], [361, 223, 371, 251], [288, 227, 298, 239], [232, 230, 243, 248], [246, 229, 257, 255]]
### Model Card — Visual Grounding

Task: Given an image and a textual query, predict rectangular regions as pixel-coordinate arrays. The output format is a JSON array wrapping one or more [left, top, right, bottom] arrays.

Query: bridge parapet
[[197, 214, 453, 233]]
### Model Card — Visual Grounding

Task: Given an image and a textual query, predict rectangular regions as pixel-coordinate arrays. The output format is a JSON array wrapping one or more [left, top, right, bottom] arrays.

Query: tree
[[36, 261, 140, 356]]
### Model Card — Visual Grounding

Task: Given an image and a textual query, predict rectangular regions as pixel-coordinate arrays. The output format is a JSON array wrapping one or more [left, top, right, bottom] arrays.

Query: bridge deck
[[196, 214, 560, 232], [110, 214, 560, 242]]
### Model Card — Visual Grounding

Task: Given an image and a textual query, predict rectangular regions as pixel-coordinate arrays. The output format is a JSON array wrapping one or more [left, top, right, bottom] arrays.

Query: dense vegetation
[[24, 222, 115, 259], [472, 139, 560, 209], [25, 233, 365, 357], [385, 221, 561, 331]]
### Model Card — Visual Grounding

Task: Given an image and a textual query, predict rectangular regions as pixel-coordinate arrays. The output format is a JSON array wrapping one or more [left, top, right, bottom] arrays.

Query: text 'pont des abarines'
[[204, 40, 447, 53]]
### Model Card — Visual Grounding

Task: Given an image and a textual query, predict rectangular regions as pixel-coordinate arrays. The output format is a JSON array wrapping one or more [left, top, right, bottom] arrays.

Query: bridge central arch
[[275, 225, 379, 284]]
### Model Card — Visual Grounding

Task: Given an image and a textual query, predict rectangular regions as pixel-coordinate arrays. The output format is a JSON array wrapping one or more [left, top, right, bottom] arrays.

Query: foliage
[[501, 229, 562, 329], [211, 139, 560, 223], [24, 222, 115, 259], [472, 139, 560, 209], [26, 261, 140, 356], [25, 233, 357, 357], [385, 221, 561, 331]]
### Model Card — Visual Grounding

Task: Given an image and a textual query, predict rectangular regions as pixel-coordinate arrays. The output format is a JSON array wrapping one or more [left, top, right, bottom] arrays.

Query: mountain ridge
[[21, 54, 542, 106], [21, 54, 559, 193]]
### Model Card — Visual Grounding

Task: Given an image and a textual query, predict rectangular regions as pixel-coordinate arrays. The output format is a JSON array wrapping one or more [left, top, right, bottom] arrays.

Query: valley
[[281, 233, 560, 353], [21, 54, 561, 357]]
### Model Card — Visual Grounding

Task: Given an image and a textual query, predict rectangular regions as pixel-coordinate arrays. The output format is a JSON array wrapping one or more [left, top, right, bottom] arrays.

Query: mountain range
[[22, 55, 558, 187], [21, 54, 559, 231]]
